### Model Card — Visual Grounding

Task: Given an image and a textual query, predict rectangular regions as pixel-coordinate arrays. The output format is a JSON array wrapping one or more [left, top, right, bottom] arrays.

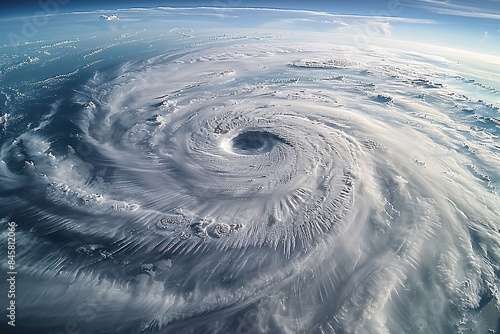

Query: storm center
[[231, 130, 284, 154]]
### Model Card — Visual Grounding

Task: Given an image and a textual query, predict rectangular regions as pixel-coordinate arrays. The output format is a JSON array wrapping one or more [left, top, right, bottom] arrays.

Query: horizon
[[0, 0, 498, 55]]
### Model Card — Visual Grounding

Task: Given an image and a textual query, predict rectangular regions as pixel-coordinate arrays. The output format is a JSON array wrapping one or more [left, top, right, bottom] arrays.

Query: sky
[[0, 0, 498, 55]]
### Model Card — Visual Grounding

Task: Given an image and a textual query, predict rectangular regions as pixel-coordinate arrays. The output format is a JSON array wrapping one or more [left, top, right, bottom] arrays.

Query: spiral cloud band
[[0, 7, 499, 334]]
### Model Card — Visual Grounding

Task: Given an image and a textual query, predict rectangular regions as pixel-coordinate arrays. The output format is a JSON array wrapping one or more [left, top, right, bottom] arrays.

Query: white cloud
[[481, 31, 489, 43], [216, 7, 437, 24], [410, 0, 500, 20]]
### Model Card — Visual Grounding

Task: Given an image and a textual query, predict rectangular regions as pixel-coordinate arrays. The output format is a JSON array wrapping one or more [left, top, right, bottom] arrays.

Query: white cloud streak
[[409, 0, 500, 20]]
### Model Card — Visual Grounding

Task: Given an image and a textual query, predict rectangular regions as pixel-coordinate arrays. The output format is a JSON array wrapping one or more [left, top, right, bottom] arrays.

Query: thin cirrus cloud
[[253, 9, 436, 37], [481, 31, 489, 43], [244, 7, 438, 24], [228, 7, 437, 29], [408, 0, 500, 20]]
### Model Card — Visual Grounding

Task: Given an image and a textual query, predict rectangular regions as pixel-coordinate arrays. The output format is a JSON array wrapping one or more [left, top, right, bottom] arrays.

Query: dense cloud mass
[[0, 7, 499, 334]]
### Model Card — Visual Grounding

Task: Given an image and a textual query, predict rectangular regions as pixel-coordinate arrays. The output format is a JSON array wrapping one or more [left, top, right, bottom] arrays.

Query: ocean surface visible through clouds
[[0, 2, 499, 334]]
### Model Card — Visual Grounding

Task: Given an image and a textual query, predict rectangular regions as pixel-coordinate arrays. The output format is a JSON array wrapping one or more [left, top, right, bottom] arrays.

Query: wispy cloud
[[409, 0, 500, 20], [217, 8, 437, 24], [335, 14, 436, 24], [481, 31, 489, 43]]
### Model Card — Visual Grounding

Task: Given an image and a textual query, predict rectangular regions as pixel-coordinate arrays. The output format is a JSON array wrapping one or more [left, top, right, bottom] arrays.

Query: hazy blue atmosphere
[[1, 0, 499, 54], [1, 1, 499, 333]]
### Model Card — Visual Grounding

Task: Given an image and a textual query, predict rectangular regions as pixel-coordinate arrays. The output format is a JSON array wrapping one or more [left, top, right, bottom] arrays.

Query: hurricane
[[0, 5, 499, 334]]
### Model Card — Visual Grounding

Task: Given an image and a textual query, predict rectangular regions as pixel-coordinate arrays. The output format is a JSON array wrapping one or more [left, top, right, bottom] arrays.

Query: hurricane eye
[[231, 130, 285, 154]]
